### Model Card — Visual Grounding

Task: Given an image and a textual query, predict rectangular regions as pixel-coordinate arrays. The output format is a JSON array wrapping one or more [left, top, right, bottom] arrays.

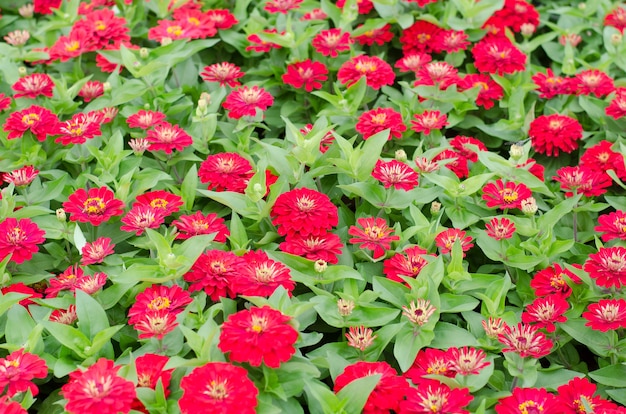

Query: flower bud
[[430, 201, 442, 215], [19, 4, 34, 18], [314, 259, 327, 273], [18, 67, 28, 76], [395, 149, 408, 162], [139, 47, 149, 59], [521, 197, 538, 215], [56, 208, 66, 222], [102, 82, 111, 93], [611, 33, 623, 45], [520, 23, 535, 37], [4, 30, 30, 47], [337, 298, 355, 316], [578, 2, 586, 9], [509, 143, 524, 160], [161, 37, 173, 46]]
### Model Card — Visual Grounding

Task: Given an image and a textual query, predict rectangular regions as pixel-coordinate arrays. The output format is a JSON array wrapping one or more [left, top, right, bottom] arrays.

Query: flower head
[[485, 217, 516, 240], [234, 250, 295, 297], [223, 85, 274, 119], [402, 299, 437, 326], [172, 211, 230, 242], [12, 73, 54, 99], [0, 349, 48, 397], [3, 105, 61, 141], [126, 110, 166, 129], [383, 246, 431, 283], [184, 250, 244, 300], [400, 20, 443, 54], [372, 159, 419, 191], [498, 322, 554, 358], [145, 122, 193, 154], [401, 379, 473, 414], [134, 309, 179, 340], [346, 326, 377, 351], [279, 232, 344, 264], [583, 299, 626, 332], [0, 218, 46, 264], [282, 60, 328, 92], [573, 69, 614, 97], [584, 246, 626, 289], [554, 166, 612, 197], [356, 108, 406, 140], [132, 354, 173, 413], [63, 187, 125, 226], [198, 152, 254, 193], [494, 387, 559, 414], [128, 284, 192, 325], [606, 87, 626, 119], [529, 114, 583, 156], [56, 111, 104, 145], [348, 217, 400, 259], [201, 62, 245, 87], [411, 110, 448, 135], [458, 73, 505, 109], [448, 346, 490, 375], [3, 166, 39, 187], [557, 376, 621, 413], [595, 210, 626, 242], [521, 294, 569, 333], [472, 36, 527, 75], [434, 228, 473, 255], [532, 68, 574, 99], [482, 179, 532, 210], [271, 188, 338, 237], [337, 55, 395, 90], [482, 316, 507, 338]]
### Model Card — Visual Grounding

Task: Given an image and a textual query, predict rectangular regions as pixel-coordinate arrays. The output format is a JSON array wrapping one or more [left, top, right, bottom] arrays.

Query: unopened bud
[[611, 33, 623, 45], [521, 197, 538, 215], [314, 259, 327, 273], [578, 2, 586, 9], [139, 47, 149, 59], [337, 298, 355, 316], [199, 92, 211, 107], [0, 272, 11, 285], [129, 138, 150, 155], [430, 201, 442, 214], [395, 149, 408, 162], [102, 82, 111, 93], [18, 67, 28, 76], [510, 143, 524, 160], [161, 37, 173, 46], [56, 208, 66, 222], [520, 23, 535, 37], [19, 4, 34, 18]]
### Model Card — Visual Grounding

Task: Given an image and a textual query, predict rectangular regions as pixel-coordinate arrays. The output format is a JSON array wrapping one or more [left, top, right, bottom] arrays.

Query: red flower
[[3, 105, 61, 141], [12, 73, 54, 99], [435, 228, 473, 255], [145, 122, 193, 154], [498, 323, 553, 358], [348, 217, 400, 259], [530, 264, 578, 298], [179, 362, 258, 414], [223, 85, 274, 119], [63, 186, 125, 226], [414, 61, 459, 90], [312, 29, 353, 57], [234, 250, 295, 297], [433, 149, 468, 178], [583, 299, 626, 332], [3, 165, 39, 187], [78, 81, 104, 102], [528, 114, 583, 156], [400, 20, 443, 54], [264, 0, 303, 14], [219, 306, 298, 368], [482, 179, 532, 210], [246, 29, 283, 52], [336, 0, 374, 14], [401, 379, 473, 414], [301, 8, 327, 20], [458, 74, 505, 109], [0, 349, 47, 397], [300, 123, 335, 153], [532, 68, 574, 99], [56, 111, 104, 145], [73, 9, 130, 49], [81, 237, 115, 265], [45, 265, 84, 297], [134, 190, 183, 216], [356, 108, 406, 140], [132, 354, 173, 413], [353, 24, 394, 46], [372, 160, 419, 191], [172, 211, 230, 242], [338, 54, 396, 89], [449, 135, 487, 162], [172, 9, 218, 39], [485, 217, 516, 240], [50, 305, 77, 325], [517, 158, 545, 181], [472, 36, 527, 75], [554, 166, 612, 197], [383, 246, 431, 283], [410, 110, 448, 135], [282, 59, 328, 92], [0, 94, 11, 111], [134, 310, 179, 339], [271, 187, 338, 237], [573, 69, 614, 97], [484, 0, 540, 33], [581, 140, 626, 180], [494, 387, 559, 414], [405, 348, 455, 382], [334, 361, 409, 414], [436, 29, 470, 53], [198, 152, 254, 193], [595, 210, 626, 242], [606, 87, 626, 119], [62, 358, 136, 414], [279, 232, 343, 264], [395, 53, 432, 73], [75, 272, 107, 295], [521, 294, 569, 333], [584, 246, 626, 289], [126, 110, 166, 129], [184, 249, 244, 300], [201, 62, 245, 87], [1, 282, 42, 307], [128, 284, 192, 325], [0, 218, 45, 264], [448, 347, 490, 375], [148, 20, 196, 43], [0, 395, 26, 414], [205, 9, 238, 30], [605, 6, 626, 32], [557, 377, 620, 413], [33, 0, 62, 14]]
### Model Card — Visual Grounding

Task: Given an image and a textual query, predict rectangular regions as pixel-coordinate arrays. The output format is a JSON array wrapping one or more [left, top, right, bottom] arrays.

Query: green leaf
[[73, 224, 87, 253], [355, 129, 390, 181], [42, 320, 90, 359], [393, 325, 435, 372], [429, 322, 479, 348], [75, 289, 110, 340], [181, 164, 198, 211], [304, 380, 344, 414], [589, 364, 626, 387], [336, 373, 381, 414], [560, 319, 610, 357], [6, 305, 36, 348]]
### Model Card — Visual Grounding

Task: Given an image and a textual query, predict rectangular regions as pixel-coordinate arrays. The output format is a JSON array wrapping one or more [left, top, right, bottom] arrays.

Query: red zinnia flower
[[0, 94, 11, 111], [62, 358, 136, 414], [0, 395, 27, 414], [246, 29, 283, 53], [179, 362, 258, 414], [530, 264, 578, 298], [356, 108, 406, 140], [301, 8, 327, 20], [472, 36, 527, 75], [312, 28, 353, 57], [264, 0, 303, 14], [414, 61, 459, 90], [383, 246, 430, 283], [531, 68, 574, 99], [334, 361, 409, 414], [134, 310, 179, 339], [583, 299, 626, 332], [120, 205, 166, 235], [56, 111, 104, 145], [126, 110, 166, 129], [283, 60, 328, 92], [554, 166, 612, 197], [3, 165, 39, 187], [12, 73, 54, 99], [449, 135, 487, 162], [300, 123, 335, 153], [498, 323, 554, 358], [411, 110, 448, 135], [73, 9, 130, 49], [63, 186, 125, 226], [0, 349, 47, 397], [482, 179, 532, 210], [400, 20, 443, 54], [605, 6, 626, 32], [0, 218, 45, 264], [580, 139, 626, 180], [434, 228, 474, 255], [234, 250, 295, 297], [78, 81, 104, 102], [521, 294, 569, 333], [401, 379, 473, 414], [485, 217, 516, 240], [132, 354, 173, 413], [448, 347, 490, 375], [198, 152, 254, 193], [279, 232, 343, 264], [50, 305, 77, 325], [172, 9, 218, 39], [353, 24, 394, 46], [395, 53, 432, 73], [135, 190, 183, 216], [219, 306, 298, 368], [436, 29, 470, 53], [557, 377, 619, 413], [201, 62, 245, 87], [573, 69, 614, 97], [348, 217, 400, 259], [3, 105, 60, 141], [34, 0, 62, 14], [184, 249, 244, 300], [494, 387, 559, 414], [145, 122, 193, 154], [223, 85, 274, 119], [336, 0, 374, 14], [81, 237, 115, 265], [433, 150, 468, 178], [74, 272, 107, 295], [128, 284, 192, 325], [403, 299, 437, 326], [172, 211, 230, 242], [484, 0, 540, 33], [405, 348, 455, 382], [45, 265, 84, 297], [147, 20, 196, 43], [458, 73, 505, 109], [1, 283, 42, 307], [606, 87, 626, 119], [584, 246, 626, 289], [371, 159, 419, 191], [338, 55, 395, 90], [205, 9, 238, 30], [271, 187, 338, 237], [528, 114, 583, 156], [595, 210, 626, 242]]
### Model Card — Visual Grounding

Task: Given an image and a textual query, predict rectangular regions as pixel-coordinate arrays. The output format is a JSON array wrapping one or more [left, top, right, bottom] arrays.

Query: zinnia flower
[[132, 354, 173, 413], [282, 59, 328, 92], [233, 250, 295, 297], [172, 211, 230, 241], [410, 110, 448, 135], [482, 179, 532, 210], [595, 210, 626, 242], [414, 61, 459, 90], [434, 228, 473, 255], [0, 395, 26, 414], [0, 218, 46, 264], [62, 358, 136, 414], [179, 362, 258, 414], [134, 190, 183, 216], [271, 187, 338, 237], [218, 306, 299, 368], [337, 55, 395, 90], [3, 105, 60, 141], [532, 68, 574, 99], [606, 87, 626, 119], [485, 217, 516, 240], [336, 0, 374, 14], [401, 379, 473, 414], [348, 217, 400, 259], [573, 69, 615, 97], [372, 159, 419, 190], [584, 246, 626, 289], [494, 387, 559, 414], [557, 377, 620, 413], [223, 85, 274, 119], [128, 284, 193, 325], [553, 166, 612, 197], [200, 62, 245, 87], [399, 20, 443, 54], [530, 264, 577, 297], [198, 152, 254, 193], [12, 73, 54, 99], [472, 36, 527, 75], [56, 111, 104, 145], [521, 294, 569, 333], [353, 24, 394, 46], [383, 246, 430, 283], [356, 108, 406, 140], [126, 110, 166, 129], [312, 29, 353, 57], [3, 165, 39, 187], [184, 249, 245, 300], [448, 347, 490, 375], [528, 114, 583, 156], [63, 186, 125, 226], [145, 122, 193, 154], [0, 349, 48, 397], [134, 310, 179, 339], [78, 81, 104, 102], [498, 323, 553, 358], [81, 237, 115, 265], [458, 73, 505, 109], [583, 299, 626, 332], [278, 232, 344, 264]]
